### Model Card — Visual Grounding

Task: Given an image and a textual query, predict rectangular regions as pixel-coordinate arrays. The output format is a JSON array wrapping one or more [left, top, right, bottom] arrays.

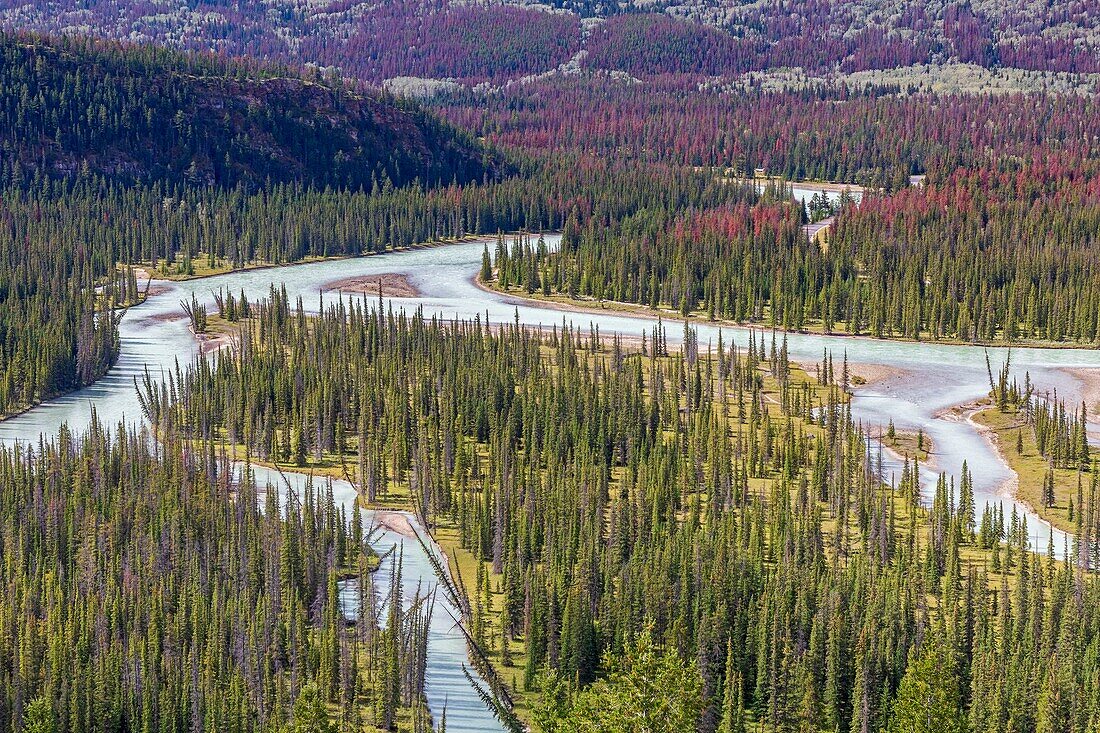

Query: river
[[3, 213, 1098, 727]]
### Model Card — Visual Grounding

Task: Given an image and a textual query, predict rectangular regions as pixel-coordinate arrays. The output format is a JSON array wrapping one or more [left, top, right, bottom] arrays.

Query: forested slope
[[2, 0, 1098, 81], [0, 33, 494, 190]]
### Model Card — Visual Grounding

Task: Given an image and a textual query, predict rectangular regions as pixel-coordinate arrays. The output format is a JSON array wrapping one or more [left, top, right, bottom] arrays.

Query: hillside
[[0, 30, 503, 422], [0, 33, 495, 189], [1, 0, 1098, 85]]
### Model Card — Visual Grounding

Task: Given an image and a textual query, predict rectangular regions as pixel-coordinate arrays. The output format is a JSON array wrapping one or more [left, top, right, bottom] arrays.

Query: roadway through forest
[[3, 226, 1100, 729]]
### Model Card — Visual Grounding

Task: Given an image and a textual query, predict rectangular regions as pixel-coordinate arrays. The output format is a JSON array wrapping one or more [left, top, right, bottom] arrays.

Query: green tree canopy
[[291, 683, 336, 733], [888, 626, 966, 733], [536, 630, 703, 733], [21, 697, 54, 733]]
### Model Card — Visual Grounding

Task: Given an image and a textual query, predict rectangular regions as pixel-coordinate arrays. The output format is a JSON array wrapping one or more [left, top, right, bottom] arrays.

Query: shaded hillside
[[0, 33, 495, 189]]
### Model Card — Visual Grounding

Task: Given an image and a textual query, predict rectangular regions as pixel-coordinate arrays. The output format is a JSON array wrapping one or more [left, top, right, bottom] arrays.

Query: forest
[[439, 79, 1100, 185], [0, 33, 493, 190], [0, 414, 448, 733], [492, 164, 1100, 344], [120, 290, 1100, 732], [3, 0, 1099, 81], [2, 0, 1100, 729], [0, 183, 120, 417]]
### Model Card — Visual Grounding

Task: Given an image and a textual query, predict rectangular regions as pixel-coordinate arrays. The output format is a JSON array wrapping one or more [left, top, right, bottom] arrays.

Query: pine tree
[[718, 642, 746, 733], [291, 683, 336, 733], [888, 628, 965, 733], [560, 585, 598, 685], [22, 697, 54, 733], [481, 243, 493, 282], [536, 632, 702, 733]]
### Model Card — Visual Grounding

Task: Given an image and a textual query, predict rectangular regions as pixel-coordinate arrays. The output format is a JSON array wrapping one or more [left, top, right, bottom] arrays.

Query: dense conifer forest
[[493, 164, 1100, 344], [3, 0, 1099, 81], [2, 158, 749, 276], [4, 0, 1100, 729], [0, 182, 121, 416], [0, 33, 492, 190], [440, 80, 1100, 185], [0, 415, 451, 732], [132, 291, 1100, 732]]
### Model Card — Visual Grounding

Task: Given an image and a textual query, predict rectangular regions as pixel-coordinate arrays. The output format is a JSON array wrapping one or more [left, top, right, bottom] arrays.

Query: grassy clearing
[[971, 406, 1091, 535]]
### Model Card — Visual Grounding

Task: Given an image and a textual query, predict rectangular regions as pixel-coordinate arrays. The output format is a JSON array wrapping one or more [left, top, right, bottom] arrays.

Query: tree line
[[0, 411, 453, 733], [496, 161, 1100, 345]]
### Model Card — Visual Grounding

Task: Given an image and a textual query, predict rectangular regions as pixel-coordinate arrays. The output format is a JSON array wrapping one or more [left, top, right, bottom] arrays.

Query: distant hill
[[0, 0, 1097, 84], [0, 33, 496, 189]]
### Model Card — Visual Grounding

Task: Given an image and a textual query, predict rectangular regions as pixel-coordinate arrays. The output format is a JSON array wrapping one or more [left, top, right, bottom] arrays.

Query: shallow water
[[2, 230, 1097, 726], [246, 464, 502, 732]]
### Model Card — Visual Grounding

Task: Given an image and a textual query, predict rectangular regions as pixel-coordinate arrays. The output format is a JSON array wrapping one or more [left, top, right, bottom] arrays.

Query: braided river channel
[[4, 196, 1099, 729]]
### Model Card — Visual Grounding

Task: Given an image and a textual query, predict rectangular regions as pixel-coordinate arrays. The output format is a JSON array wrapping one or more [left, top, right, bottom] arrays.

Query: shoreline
[[964, 405, 1044, 524], [477, 279, 1100, 352], [964, 403, 1074, 536], [372, 509, 419, 540], [870, 434, 939, 479], [192, 325, 239, 354], [1062, 367, 1100, 416], [135, 236, 482, 283], [751, 176, 867, 195], [129, 242, 1100, 355], [702, 171, 870, 196], [846, 362, 908, 388]]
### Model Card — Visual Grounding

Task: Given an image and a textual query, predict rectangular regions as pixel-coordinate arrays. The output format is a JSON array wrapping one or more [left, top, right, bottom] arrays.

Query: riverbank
[[138, 236, 481, 281], [479, 279, 1100, 351], [844, 362, 909, 388], [969, 403, 1084, 535], [1064, 367, 1100, 416], [703, 170, 869, 196], [187, 312, 244, 354], [877, 429, 934, 463], [131, 267, 172, 296]]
